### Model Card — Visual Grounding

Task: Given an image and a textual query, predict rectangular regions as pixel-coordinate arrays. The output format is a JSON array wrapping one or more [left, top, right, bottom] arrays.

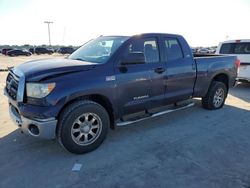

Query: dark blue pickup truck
[[4, 33, 239, 154]]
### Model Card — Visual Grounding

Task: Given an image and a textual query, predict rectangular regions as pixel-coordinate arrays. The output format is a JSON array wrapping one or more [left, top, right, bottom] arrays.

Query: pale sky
[[0, 0, 249, 47]]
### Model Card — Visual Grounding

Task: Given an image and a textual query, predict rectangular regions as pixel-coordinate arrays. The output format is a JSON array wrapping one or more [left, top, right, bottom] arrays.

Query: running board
[[116, 103, 195, 126]]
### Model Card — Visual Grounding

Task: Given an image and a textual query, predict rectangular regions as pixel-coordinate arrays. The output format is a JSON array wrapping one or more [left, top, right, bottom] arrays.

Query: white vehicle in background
[[216, 39, 250, 82], [197, 48, 209, 54], [207, 47, 216, 54]]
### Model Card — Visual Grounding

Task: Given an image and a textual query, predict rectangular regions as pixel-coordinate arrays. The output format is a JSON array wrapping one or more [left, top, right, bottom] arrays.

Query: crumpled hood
[[14, 58, 97, 81]]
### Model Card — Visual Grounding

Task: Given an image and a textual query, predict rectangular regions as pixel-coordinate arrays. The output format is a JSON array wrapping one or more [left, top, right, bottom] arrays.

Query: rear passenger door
[[162, 37, 196, 102], [145, 39, 167, 107]]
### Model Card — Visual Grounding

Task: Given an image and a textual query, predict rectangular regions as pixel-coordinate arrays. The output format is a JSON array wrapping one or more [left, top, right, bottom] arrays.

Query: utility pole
[[44, 21, 53, 46]]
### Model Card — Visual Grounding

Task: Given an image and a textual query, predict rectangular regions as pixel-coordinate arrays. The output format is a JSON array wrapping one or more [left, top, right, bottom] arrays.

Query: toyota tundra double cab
[[4, 33, 239, 154]]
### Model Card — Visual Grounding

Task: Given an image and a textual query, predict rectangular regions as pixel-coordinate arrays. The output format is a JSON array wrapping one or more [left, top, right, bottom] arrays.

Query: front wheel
[[57, 100, 110, 154], [202, 81, 228, 110]]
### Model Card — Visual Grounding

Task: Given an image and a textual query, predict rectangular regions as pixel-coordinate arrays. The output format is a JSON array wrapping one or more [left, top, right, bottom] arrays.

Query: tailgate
[[238, 63, 250, 80]]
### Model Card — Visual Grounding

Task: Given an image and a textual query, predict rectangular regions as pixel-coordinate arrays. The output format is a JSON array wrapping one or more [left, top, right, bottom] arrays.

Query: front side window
[[69, 36, 129, 64], [128, 38, 160, 63], [164, 38, 183, 61]]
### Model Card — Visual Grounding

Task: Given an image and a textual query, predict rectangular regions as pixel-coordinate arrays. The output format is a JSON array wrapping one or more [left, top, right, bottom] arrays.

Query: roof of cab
[[103, 33, 183, 38], [132, 33, 183, 38]]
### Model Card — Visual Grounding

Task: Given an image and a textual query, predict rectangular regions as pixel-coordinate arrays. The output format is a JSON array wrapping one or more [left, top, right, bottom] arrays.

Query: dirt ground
[[0, 54, 250, 188]]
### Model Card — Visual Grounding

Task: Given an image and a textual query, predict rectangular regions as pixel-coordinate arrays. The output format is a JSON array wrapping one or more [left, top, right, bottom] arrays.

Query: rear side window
[[164, 38, 183, 61], [220, 42, 250, 54]]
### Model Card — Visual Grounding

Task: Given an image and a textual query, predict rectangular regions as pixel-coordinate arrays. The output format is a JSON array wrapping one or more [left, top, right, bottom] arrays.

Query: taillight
[[235, 59, 241, 68]]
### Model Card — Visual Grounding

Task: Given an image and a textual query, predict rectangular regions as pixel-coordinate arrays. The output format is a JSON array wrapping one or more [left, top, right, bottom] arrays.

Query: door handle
[[154, 67, 166, 74]]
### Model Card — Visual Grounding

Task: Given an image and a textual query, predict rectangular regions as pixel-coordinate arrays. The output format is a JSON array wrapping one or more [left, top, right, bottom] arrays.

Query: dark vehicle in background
[[2, 48, 14, 55], [7, 49, 32, 56], [4, 33, 239, 154], [29, 48, 35, 54], [57, 47, 75, 54], [34, 47, 54, 55]]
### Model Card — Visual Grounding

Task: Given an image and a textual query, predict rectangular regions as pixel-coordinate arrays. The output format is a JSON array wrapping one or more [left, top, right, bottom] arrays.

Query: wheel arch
[[57, 94, 115, 130], [211, 73, 229, 90]]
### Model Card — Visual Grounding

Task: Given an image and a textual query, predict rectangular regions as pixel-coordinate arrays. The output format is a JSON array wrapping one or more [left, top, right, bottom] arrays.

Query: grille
[[6, 72, 19, 100]]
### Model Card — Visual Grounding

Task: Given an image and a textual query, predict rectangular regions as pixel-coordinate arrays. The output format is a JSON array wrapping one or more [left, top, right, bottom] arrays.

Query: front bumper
[[9, 103, 57, 139], [4, 68, 58, 139]]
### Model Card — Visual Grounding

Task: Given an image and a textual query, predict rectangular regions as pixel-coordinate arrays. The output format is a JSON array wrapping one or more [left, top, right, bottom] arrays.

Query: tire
[[57, 100, 110, 154], [202, 81, 227, 110]]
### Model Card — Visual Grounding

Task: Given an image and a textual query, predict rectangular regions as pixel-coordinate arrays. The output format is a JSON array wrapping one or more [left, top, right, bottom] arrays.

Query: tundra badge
[[106, 76, 116, 81]]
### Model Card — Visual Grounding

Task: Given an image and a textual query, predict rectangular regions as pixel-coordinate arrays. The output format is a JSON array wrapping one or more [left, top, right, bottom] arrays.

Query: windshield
[[68, 36, 129, 64]]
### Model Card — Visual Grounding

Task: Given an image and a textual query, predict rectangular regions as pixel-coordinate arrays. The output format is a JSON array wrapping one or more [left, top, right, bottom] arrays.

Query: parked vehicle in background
[[197, 48, 216, 54], [29, 48, 35, 54], [191, 48, 197, 53], [216, 39, 250, 82], [197, 48, 209, 54], [2, 48, 14, 55], [34, 47, 54, 55], [7, 49, 32, 56], [57, 47, 75, 54], [4, 33, 238, 154], [207, 48, 216, 54]]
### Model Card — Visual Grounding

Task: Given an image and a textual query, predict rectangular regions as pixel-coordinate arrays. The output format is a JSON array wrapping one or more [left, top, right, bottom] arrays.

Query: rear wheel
[[202, 81, 227, 110], [57, 100, 109, 154]]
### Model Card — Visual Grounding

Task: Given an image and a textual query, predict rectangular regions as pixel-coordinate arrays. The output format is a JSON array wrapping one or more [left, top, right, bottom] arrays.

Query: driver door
[[114, 37, 165, 116]]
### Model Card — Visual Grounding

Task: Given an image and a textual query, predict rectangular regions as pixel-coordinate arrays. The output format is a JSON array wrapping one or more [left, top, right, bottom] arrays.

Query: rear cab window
[[163, 38, 184, 61], [220, 42, 250, 54]]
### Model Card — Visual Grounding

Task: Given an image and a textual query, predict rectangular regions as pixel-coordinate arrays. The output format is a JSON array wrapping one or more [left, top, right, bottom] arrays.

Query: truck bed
[[193, 54, 237, 97]]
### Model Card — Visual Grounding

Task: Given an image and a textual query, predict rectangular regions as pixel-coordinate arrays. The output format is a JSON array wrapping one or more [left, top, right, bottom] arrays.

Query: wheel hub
[[213, 88, 224, 108], [71, 113, 102, 146], [80, 124, 91, 133]]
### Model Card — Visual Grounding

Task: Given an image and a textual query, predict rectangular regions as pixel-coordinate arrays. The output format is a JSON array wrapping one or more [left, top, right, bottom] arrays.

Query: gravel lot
[[0, 55, 250, 188]]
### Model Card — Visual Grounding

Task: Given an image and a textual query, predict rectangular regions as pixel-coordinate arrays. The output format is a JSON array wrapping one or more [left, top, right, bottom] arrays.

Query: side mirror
[[121, 52, 146, 65]]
